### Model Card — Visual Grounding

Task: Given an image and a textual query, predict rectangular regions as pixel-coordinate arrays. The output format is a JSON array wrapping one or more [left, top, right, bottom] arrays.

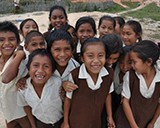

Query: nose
[[60, 50, 65, 56], [37, 66, 44, 73]]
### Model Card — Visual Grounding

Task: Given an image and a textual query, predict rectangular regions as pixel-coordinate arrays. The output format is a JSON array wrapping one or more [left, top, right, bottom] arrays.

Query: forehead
[[78, 23, 93, 30], [52, 40, 71, 47], [23, 20, 37, 26], [29, 36, 44, 41], [123, 25, 134, 32], [101, 19, 114, 26], [32, 55, 51, 63], [51, 9, 65, 16], [0, 31, 16, 37], [84, 43, 105, 52]]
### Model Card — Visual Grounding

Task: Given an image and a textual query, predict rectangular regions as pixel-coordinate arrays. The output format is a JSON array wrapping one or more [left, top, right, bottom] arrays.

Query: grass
[[122, 3, 160, 21]]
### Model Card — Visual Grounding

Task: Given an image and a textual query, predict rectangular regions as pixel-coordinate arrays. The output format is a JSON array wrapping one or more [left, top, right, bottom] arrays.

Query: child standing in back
[[74, 16, 97, 63], [61, 37, 115, 128], [98, 15, 116, 38], [43, 5, 68, 42], [122, 20, 142, 46], [114, 16, 125, 36], [0, 21, 31, 128], [115, 40, 160, 128]]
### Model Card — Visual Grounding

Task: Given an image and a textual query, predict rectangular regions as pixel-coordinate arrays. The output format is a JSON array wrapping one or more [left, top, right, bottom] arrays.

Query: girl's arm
[[24, 106, 36, 128], [2, 50, 25, 83], [122, 97, 139, 128], [61, 97, 71, 128], [147, 103, 160, 128], [105, 93, 115, 128], [62, 81, 78, 92]]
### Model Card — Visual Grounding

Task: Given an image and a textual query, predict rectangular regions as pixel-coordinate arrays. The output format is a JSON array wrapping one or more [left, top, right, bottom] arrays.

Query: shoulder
[[104, 65, 114, 79], [70, 58, 80, 67]]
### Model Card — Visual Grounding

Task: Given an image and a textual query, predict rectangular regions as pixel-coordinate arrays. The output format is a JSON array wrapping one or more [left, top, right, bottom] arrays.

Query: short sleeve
[[66, 73, 75, 99], [17, 90, 28, 106], [122, 71, 131, 99]]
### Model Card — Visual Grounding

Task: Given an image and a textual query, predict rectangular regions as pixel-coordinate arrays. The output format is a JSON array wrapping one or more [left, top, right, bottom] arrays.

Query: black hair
[[81, 37, 106, 56], [48, 5, 68, 31], [98, 15, 116, 29], [75, 16, 97, 34], [119, 45, 132, 61], [0, 21, 20, 44], [114, 16, 125, 28], [47, 29, 74, 52], [19, 18, 39, 32], [61, 24, 75, 31], [101, 33, 123, 58], [131, 40, 160, 66], [26, 49, 56, 73], [25, 30, 45, 45], [125, 20, 142, 42]]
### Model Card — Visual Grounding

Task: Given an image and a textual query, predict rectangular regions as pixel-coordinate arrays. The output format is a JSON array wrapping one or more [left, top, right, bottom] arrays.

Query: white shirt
[[76, 40, 81, 53], [122, 68, 160, 101], [54, 58, 80, 81], [0, 55, 26, 123], [67, 64, 114, 99], [17, 76, 63, 124]]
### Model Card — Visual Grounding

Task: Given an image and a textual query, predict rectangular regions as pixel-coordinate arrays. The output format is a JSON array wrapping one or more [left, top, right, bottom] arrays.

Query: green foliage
[[122, 3, 160, 21]]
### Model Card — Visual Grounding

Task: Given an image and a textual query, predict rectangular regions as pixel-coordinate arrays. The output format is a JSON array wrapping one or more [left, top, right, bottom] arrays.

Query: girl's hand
[[62, 81, 78, 92], [107, 117, 116, 128], [16, 77, 27, 90], [61, 122, 70, 128]]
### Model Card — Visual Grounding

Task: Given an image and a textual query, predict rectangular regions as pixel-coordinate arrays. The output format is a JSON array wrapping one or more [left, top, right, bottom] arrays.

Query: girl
[[112, 46, 132, 116], [61, 37, 115, 128], [74, 16, 97, 63], [122, 20, 142, 46], [0, 21, 30, 128], [98, 15, 116, 38], [47, 29, 79, 82], [19, 18, 39, 54], [17, 49, 63, 128], [101, 33, 123, 67], [43, 5, 68, 42], [114, 16, 125, 36], [115, 40, 160, 128]]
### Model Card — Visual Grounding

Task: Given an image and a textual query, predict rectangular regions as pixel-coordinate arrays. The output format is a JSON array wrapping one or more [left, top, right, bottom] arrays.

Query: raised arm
[[2, 50, 25, 83]]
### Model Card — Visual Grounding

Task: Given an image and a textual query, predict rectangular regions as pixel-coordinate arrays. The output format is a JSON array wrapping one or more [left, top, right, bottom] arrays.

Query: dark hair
[[26, 49, 56, 73], [131, 40, 160, 66], [47, 29, 74, 52], [0, 21, 20, 44], [114, 16, 125, 28], [48, 5, 68, 31], [81, 37, 106, 56], [98, 15, 116, 29], [61, 24, 75, 31], [119, 45, 131, 61], [125, 20, 142, 41], [75, 16, 97, 34], [101, 33, 123, 58], [25, 30, 45, 45], [19, 18, 39, 32]]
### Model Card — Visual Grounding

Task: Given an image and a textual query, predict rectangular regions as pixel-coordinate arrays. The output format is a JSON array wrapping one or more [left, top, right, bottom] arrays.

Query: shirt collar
[[76, 40, 81, 53]]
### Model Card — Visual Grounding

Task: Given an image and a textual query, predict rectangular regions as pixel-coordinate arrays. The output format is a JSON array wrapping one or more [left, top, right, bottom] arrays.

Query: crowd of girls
[[0, 4, 159, 128]]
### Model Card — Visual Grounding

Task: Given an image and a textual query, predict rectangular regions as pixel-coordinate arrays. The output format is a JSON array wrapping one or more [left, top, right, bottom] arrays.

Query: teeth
[[4, 47, 12, 50], [35, 75, 44, 80]]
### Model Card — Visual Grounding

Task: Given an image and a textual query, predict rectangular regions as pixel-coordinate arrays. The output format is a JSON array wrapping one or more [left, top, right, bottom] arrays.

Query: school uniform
[[66, 64, 114, 128], [17, 75, 63, 127], [115, 68, 160, 128], [73, 40, 82, 64], [0, 55, 27, 123], [54, 58, 80, 81]]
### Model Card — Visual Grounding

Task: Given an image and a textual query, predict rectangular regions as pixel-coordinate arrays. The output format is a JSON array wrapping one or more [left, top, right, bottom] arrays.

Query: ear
[[146, 58, 153, 66], [24, 44, 28, 51]]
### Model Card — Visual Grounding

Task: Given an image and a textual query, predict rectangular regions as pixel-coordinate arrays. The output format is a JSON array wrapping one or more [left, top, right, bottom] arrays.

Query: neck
[[56, 64, 67, 76], [142, 66, 156, 79]]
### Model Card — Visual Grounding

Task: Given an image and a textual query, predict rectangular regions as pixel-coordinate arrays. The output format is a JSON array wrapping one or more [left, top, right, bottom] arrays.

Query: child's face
[[0, 31, 18, 57], [77, 23, 95, 44], [98, 20, 114, 37], [25, 36, 46, 53], [115, 21, 122, 35], [119, 53, 132, 73], [81, 43, 106, 76], [21, 20, 38, 38], [122, 25, 138, 46], [50, 9, 67, 30], [130, 51, 149, 74], [106, 53, 120, 67], [67, 27, 78, 45], [51, 40, 72, 67], [29, 55, 52, 87]]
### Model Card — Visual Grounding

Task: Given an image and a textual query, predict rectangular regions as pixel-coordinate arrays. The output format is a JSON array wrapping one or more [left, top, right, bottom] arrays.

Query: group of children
[[0, 4, 159, 128]]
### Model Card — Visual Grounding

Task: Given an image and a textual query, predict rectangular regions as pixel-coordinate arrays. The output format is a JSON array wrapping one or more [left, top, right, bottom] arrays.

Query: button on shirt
[[67, 64, 114, 99], [17, 76, 63, 124], [54, 58, 80, 81], [122, 68, 160, 102]]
